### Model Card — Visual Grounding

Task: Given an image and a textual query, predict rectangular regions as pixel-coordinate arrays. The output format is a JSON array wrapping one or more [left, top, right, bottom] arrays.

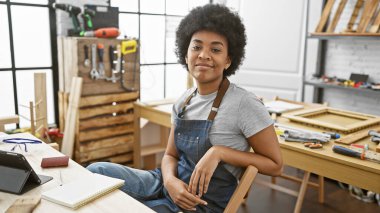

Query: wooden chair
[[224, 165, 258, 213]]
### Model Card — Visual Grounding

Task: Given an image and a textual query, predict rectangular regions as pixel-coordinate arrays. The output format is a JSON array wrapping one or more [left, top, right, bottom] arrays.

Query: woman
[[88, 4, 282, 213]]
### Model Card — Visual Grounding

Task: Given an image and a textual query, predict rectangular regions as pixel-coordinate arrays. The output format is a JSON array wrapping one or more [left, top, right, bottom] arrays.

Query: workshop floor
[[238, 166, 380, 213]]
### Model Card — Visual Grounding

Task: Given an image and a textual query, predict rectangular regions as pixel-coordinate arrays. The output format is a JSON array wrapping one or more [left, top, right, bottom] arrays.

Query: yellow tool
[[121, 40, 137, 55]]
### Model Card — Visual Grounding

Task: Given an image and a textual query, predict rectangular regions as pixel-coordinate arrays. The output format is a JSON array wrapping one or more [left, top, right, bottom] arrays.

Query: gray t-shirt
[[171, 83, 273, 178]]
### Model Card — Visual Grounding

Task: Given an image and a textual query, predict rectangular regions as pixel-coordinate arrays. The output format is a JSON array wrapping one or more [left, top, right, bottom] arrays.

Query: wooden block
[[335, 126, 380, 144], [369, 10, 380, 33], [79, 134, 133, 152], [79, 113, 134, 130], [78, 123, 134, 142], [80, 92, 139, 107], [326, 0, 348, 33], [5, 196, 41, 213], [315, 0, 336, 32], [0, 115, 19, 132], [357, 0, 379, 33], [79, 102, 133, 119], [345, 0, 364, 32]]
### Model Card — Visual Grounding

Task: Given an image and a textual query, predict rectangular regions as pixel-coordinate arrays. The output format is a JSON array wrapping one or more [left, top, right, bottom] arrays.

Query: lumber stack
[[74, 92, 139, 165]]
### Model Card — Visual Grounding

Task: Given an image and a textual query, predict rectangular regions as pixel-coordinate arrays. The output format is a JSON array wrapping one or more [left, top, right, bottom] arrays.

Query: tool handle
[[84, 45, 89, 60], [332, 145, 361, 158], [97, 43, 104, 63], [109, 45, 115, 70]]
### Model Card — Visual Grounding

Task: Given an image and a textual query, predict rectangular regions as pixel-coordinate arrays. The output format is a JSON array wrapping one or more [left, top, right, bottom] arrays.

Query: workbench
[[133, 100, 380, 212]]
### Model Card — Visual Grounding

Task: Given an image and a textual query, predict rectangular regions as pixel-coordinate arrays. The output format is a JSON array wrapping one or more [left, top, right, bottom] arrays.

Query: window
[[112, 0, 210, 102], [0, 1, 57, 130]]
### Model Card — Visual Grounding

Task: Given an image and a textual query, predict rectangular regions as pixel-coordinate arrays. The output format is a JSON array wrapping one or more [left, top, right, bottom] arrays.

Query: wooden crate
[[58, 37, 140, 96], [74, 92, 139, 165]]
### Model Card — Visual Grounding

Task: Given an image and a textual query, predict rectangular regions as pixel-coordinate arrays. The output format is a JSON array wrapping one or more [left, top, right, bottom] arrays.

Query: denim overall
[[168, 77, 238, 212], [87, 78, 237, 213]]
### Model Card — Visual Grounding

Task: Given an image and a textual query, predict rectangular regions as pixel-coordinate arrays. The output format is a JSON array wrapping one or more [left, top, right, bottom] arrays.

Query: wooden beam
[[344, 0, 364, 32], [61, 77, 82, 158], [80, 92, 139, 107], [369, 9, 380, 33], [315, 0, 336, 32], [34, 73, 48, 133], [326, 0, 348, 33], [357, 0, 379, 33]]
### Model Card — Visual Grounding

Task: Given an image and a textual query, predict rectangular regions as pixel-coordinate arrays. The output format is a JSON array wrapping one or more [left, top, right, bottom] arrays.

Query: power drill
[[81, 8, 96, 31], [52, 3, 82, 36]]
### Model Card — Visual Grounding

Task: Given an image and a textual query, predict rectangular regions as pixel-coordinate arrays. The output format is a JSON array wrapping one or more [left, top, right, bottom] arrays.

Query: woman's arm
[[161, 126, 207, 210], [188, 124, 283, 196]]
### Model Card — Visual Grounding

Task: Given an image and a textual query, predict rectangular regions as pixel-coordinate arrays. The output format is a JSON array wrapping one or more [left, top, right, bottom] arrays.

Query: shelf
[[309, 32, 380, 40], [304, 80, 380, 95], [141, 144, 166, 157]]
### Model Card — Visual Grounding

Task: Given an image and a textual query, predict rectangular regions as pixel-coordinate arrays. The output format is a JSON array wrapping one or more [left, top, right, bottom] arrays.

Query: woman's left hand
[[188, 146, 221, 197]]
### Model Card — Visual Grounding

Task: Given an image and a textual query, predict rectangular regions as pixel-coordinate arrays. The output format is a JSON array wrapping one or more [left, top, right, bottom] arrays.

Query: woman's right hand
[[165, 176, 208, 211]]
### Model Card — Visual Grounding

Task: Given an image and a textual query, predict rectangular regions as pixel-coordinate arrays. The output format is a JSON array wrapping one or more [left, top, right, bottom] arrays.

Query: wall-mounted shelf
[[304, 80, 380, 96], [309, 33, 380, 40]]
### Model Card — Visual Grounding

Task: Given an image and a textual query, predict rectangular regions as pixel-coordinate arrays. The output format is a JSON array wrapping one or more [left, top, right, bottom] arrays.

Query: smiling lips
[[196, 63, 214, 68]]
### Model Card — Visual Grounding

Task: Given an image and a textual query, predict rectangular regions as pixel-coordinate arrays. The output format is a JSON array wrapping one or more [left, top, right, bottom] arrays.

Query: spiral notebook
[[42, 173, 124, 209]]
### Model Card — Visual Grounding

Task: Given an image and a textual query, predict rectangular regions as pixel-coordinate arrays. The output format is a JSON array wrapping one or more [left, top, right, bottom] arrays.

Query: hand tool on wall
[[120, 40, 138, 92], [83, 45, 90, 67], [52, 3, 82, 36], [83, 27, 120, 38], [106, 45, 120, 83], [97, 43, 106, 79], [90, 44, 99, 80]]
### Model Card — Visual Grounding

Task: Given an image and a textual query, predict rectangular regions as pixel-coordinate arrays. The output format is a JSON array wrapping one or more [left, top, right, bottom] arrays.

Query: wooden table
[[133, 101, 380, 212], [0, 133, 154, 213]]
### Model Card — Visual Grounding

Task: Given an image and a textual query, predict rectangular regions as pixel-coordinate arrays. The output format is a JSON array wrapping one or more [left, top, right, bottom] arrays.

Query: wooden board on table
[[284, 107, 380, 134], [315, 0, 336, 32], [335, 126, 380, 144]]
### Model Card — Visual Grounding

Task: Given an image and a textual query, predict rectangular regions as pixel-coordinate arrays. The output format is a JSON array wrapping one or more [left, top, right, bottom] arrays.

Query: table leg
[[294, 171, 310, 213], [318, 175, 324, 203]]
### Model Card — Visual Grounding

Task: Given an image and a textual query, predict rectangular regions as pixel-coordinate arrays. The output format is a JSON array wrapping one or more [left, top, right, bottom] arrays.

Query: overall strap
[[207, 77, 230, 121], [178, 77, 230, 120]]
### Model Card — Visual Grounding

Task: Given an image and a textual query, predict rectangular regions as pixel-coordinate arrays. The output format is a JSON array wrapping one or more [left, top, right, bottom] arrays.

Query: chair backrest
[[224, 165, 258, 213]]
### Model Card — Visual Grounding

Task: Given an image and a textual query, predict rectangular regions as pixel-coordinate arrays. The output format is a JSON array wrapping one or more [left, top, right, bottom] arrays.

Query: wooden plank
[[79, 113, 134, 130], [29, 101, 35, 135], [344, 0, 364, 32], [78, 123, 134, 142], [357, 0, 379, 33], [34, 73, 48, 133], [58, 91, 64, 132], [326, 0, 348, 33], [315, 0, 336, 32], [98, 152, 133, 164], [335, 126, 380, 144], [141, 144, 167, 157], [133, 103, 141, 169], [80, 113, 134, 130], [0, 115, 19, 132], [79, 134, 133, 152], [76, 143, 134, 163], [369, 9, 380, 32], [80, 92, 139, 107], [377, 143, 380, 153], [79, 102, 133, 119], [61, 77, 83, 158]]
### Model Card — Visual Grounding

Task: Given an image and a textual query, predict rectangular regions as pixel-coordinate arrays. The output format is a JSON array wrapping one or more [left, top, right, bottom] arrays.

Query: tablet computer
[[0, 150, 53, 195]]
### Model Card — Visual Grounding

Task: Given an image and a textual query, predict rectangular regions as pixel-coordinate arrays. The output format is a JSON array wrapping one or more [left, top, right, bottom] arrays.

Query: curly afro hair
[[175, 4, 246, 77]]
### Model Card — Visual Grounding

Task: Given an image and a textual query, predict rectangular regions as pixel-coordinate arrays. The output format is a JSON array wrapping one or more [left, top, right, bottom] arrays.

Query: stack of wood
[[58, 37, 140, 166], [314, 0, 380, 34]]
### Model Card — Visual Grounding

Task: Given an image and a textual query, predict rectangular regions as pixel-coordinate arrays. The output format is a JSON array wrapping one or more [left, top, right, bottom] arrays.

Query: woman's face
[[186, 30, 231, 84]]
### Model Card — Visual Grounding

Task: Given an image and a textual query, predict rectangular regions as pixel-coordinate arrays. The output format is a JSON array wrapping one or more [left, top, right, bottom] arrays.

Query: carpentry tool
[[83, 27, 120, 38], [369, 130, 380, 138], [323, 131, 340, 139], [120, 40, 138, 91], [83, 45, 90, 67], [333, 145, 380, 163], [304, 142, 323, 149], [81, 8, 95, 31], [106, 45, 120, 83], [52, 3, 82, 36], [283, 129, 330, 143], [371, 136, 380, 143], [97, 43, 106, 79], [275, 123, 331, 141], [89, 44, 99, 79]]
